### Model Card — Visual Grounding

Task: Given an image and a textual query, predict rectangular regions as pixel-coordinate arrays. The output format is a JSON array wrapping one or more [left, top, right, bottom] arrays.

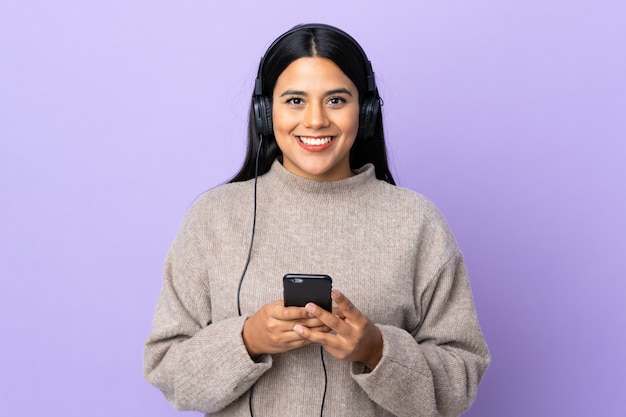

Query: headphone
[[253, 23, 380, 140]]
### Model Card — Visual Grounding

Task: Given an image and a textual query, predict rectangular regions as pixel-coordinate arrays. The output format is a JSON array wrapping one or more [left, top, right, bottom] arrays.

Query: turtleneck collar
[[261, 159, 380, 202]]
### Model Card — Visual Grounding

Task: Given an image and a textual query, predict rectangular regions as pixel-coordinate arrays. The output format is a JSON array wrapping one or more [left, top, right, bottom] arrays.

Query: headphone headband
[[255, 23, 377, 97]]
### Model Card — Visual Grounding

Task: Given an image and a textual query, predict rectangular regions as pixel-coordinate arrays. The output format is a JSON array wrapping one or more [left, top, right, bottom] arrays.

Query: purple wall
[[1, 1, 624, 416]]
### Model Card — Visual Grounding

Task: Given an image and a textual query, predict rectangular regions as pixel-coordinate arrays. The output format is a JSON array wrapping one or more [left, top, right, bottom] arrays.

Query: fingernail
[[305, 304, 316, 314], [294, 325, 304, 335]]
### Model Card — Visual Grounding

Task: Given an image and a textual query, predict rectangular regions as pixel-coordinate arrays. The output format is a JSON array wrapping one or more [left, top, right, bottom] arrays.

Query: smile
[[298, 136, 334, 146]]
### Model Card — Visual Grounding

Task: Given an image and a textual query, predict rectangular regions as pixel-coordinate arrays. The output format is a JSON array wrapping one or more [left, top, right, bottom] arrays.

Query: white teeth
[[299, 136, 333, 146]]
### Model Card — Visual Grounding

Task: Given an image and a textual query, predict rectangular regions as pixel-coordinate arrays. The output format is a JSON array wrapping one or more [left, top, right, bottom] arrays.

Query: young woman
[[144, 23, 490, 417]]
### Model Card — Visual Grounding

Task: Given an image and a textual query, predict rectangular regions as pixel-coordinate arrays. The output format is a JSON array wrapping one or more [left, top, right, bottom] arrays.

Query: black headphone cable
[[237, 135, 263, 316], [320, 346, 328, 417]]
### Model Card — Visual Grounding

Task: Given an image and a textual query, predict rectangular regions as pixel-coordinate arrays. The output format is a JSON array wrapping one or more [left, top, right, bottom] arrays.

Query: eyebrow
[[278, 88, 354, 97]]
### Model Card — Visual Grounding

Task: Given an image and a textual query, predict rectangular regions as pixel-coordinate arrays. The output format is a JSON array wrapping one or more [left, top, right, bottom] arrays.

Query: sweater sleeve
[[143, 198, 272, 413], [351, 253, 490, 417]]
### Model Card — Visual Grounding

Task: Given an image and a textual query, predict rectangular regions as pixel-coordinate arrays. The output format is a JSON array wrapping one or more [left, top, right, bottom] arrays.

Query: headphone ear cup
[[358, 97, 380, 140], [253, 96, 273, 137]]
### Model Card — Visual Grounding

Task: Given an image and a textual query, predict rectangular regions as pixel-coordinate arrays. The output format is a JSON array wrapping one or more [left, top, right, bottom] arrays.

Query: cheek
[[271, 109, 296, 133], [344, 107, 361, 135]]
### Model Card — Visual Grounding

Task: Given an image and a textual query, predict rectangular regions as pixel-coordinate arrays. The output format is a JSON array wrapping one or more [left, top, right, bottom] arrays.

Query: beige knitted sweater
[[144, 160, 489, 417]]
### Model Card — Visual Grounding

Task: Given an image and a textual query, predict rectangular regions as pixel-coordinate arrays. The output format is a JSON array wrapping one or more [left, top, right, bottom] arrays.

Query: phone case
[[283, 274, 333, 312]]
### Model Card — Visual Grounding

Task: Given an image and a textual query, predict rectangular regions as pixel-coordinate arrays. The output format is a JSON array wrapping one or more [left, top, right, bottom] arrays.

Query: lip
[[296, 135, 336, 152]]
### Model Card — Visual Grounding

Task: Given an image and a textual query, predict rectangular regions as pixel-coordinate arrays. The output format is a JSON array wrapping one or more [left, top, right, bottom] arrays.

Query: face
[[272, 57, 360, 181]]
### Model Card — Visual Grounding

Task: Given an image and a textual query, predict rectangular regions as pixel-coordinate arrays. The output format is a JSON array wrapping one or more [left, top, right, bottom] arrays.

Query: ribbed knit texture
[[144, 160, 490, 417]]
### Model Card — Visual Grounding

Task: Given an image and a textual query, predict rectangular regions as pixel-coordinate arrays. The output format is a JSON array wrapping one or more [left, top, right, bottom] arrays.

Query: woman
[[144, 23, 489, 417]]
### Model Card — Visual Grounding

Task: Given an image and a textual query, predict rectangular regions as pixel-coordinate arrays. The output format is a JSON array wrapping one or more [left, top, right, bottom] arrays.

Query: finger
[[293, 324, 338, 347], [306, 324, 332, 333], [273, 303, 315, 321], [331, 290, 362, 322], [305, 302, 350, 335], [296, 317, 327, 328], [332, 306, 346, 320], [279, 337, 313, 352], [272, 324, 322, 347]]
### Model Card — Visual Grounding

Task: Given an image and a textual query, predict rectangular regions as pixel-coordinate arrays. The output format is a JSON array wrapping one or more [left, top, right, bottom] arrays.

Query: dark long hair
[[230, 24, 395, 185]]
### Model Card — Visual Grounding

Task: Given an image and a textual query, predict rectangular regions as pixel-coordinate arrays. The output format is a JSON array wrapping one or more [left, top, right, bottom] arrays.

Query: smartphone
[[283, 274, 333, 312]]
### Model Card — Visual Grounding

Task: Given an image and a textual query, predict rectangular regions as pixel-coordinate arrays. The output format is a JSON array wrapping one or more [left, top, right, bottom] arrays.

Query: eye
[[327, 96, 347, 106], [285, 97, 304, 106]]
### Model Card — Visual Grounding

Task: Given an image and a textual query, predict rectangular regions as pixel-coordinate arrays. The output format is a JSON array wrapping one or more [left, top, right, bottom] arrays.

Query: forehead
[[274, 57, 357, 92]]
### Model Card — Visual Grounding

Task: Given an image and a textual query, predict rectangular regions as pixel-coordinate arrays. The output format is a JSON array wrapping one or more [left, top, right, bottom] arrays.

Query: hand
[[242, 300, 331, 358], [293, 290, 383, 370]]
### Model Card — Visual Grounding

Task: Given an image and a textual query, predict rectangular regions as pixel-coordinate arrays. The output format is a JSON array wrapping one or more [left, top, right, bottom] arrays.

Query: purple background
[[1, 1, 624, 416]]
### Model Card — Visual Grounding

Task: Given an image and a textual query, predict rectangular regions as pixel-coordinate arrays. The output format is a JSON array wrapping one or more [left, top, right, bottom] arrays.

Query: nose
[[303, 102, 329, 129]]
